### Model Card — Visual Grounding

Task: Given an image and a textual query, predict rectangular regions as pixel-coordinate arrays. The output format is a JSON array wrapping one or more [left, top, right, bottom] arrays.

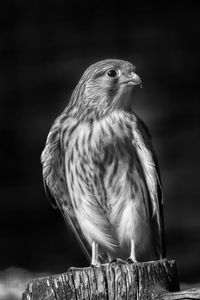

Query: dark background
[[0, 0, 200, 284]]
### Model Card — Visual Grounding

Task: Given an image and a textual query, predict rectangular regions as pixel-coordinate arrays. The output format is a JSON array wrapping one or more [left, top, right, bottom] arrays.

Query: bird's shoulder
[[41, 113, 74, 210]]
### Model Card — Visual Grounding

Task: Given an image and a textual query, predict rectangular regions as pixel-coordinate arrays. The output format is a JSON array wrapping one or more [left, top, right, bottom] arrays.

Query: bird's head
[[70, 59, 142, 120]]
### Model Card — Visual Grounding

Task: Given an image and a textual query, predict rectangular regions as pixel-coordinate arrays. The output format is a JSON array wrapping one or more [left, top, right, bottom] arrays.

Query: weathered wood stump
[[22, 259, 182, 299]]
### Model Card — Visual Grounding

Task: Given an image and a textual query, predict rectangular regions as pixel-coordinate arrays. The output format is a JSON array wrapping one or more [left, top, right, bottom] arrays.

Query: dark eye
[[106, 69, 120, 78]]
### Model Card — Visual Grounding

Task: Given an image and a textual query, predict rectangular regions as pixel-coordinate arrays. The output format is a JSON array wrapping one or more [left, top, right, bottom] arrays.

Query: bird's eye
[[106, 69, 120, 78]]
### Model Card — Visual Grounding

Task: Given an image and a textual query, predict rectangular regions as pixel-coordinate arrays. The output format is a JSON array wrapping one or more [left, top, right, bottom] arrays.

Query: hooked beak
[[120, 73, 142, 88], [127, 73, 142, 87]]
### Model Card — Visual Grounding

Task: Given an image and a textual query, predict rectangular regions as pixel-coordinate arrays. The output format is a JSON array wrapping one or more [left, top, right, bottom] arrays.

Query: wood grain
[[22, 259, 181, 299]]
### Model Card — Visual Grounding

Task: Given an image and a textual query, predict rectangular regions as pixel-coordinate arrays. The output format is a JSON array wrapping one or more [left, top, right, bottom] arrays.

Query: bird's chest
[[88, 120, 137, 204], [67, 117, 132, 160], [90, 116, 134, 164], [66, 116, 134, 183]]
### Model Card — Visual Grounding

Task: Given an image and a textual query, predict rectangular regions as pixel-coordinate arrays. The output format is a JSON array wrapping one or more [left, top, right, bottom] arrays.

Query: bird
[[41, 59, 166, 266]]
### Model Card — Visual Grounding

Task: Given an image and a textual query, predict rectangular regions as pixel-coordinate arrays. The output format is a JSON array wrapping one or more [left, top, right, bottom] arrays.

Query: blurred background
[[0, 0, 200, 298]]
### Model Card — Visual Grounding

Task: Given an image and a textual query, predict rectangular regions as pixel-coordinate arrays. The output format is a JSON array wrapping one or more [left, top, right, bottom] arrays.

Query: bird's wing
[[132, 114, 166, 258], [41, 117, 91, 262]]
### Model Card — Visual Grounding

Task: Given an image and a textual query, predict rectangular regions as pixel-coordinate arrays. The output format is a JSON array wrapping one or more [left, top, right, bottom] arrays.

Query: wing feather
[[41, 117, 91, 262], [133, 114, 166, 258]]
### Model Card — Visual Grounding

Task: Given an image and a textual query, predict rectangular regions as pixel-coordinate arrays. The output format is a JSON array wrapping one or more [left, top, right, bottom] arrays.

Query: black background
[[0, 0, 200, 283]]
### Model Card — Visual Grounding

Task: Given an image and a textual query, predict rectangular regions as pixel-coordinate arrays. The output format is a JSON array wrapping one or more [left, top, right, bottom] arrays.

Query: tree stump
[[22, 259, 182, 299]]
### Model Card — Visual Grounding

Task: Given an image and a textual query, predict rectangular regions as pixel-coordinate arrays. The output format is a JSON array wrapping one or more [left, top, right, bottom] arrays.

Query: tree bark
[[21, 259, 186, 299], [153, 288, 200, 299]]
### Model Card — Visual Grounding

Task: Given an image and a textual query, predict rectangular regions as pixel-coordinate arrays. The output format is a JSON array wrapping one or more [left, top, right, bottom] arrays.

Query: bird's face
[[71, 59, 142, 119]]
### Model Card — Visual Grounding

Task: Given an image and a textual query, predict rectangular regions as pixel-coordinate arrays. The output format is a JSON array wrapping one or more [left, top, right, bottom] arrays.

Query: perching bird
[[41, 59, 165, 265]]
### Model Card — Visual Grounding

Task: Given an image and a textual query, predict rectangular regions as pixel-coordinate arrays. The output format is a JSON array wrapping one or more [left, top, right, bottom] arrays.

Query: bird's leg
[[91, 241, 100, 266], [130, 239, 136, 260], [126, 239, 137, 263]]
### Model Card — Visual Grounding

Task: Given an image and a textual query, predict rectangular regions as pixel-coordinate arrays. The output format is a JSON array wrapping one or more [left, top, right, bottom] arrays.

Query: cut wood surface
[[22, 259, 183, 299]]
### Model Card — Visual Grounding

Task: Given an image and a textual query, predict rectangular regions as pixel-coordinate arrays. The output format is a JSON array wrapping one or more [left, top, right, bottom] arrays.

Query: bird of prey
[[41, 59, 165, 265]]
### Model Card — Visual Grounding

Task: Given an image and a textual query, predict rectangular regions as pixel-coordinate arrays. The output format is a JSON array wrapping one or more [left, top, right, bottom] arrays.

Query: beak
[[120, 73, 142, 88], [127, 73, 142, 87]]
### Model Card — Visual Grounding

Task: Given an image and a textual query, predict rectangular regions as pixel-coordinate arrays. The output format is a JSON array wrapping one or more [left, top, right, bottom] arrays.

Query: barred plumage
[[41, 59, 165, 264]]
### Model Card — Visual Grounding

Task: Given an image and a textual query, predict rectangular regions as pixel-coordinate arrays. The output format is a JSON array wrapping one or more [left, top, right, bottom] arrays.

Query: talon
[[91, 262, 101, 268], [100, 263, 109, 267], [68, 266, 79, 272], [126, 257, 136, 264], [110, 258, 125, 264]]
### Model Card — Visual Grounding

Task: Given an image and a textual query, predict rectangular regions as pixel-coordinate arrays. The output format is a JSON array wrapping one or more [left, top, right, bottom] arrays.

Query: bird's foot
[[91, 258, 101, 268], [91, 263, 101, 268], [110, 258, 126, 264], [68, 266, 80, 272], [126, 257, 137, 264]]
